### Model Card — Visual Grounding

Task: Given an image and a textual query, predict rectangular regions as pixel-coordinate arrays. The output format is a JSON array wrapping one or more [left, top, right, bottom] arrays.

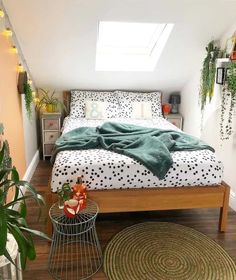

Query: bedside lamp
[[169, 94, 181, 114]]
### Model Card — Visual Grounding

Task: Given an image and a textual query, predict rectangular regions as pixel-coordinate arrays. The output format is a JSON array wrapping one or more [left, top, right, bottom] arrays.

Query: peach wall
[[0, 34, 26, 178]]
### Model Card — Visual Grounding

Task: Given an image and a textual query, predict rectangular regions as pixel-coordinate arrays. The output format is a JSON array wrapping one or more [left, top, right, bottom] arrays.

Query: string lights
[[0, 0, 35, 90], [17, 63, 24, 73], [0, 9, 4, 17], [2, 27, 12, 37], [10, 45, 18, 53]]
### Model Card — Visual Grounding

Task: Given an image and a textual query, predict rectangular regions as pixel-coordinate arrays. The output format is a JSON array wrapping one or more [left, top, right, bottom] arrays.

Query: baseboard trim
[[23, 150, 39, 182], [229, 190, 236, 212]]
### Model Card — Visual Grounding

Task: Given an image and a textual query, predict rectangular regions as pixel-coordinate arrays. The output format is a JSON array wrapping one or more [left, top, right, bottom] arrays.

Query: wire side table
[[48, 199, 102, 280]]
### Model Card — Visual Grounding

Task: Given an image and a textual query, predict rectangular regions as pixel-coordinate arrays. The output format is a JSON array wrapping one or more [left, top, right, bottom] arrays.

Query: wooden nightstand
[[41, 113, 61, 160], [165, 113, 183, 130]]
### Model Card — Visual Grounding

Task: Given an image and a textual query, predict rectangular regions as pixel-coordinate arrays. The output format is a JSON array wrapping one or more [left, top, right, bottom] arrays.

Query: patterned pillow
[[70, 90, 119, 118], [116, 90, 162, 118], [131, 102, 152, 119], [85, 101, 107, 119]]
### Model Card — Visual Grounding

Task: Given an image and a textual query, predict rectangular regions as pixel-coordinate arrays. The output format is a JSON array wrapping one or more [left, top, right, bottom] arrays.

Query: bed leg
[[219, 182, 230, 232], [46, 192, 53, 238]]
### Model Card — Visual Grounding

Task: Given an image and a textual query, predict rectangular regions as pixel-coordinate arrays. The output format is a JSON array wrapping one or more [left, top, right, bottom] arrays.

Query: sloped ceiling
[[3, 0, 236, 94]]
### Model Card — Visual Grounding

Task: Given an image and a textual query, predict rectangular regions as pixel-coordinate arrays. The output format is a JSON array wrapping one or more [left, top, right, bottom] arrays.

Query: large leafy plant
[[0, 136, 50, 269]]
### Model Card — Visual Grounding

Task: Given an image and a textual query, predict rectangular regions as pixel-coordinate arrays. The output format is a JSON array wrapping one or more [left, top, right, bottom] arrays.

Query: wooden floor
[[23, 160, 236, 279]]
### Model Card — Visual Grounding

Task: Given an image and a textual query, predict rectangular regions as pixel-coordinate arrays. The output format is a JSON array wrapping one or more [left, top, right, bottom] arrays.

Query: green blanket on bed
[[51, 122, 214, 179]]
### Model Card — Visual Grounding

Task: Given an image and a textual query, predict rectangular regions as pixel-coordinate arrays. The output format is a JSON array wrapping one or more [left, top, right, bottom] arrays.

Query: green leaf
[[0, 142, 5, 165], [3, 248, 16, 267], [19, 202, 27, 218], [11, 167, 19, 183], [7, 223, 27, 269], [6, 208, 22, 218], [16, 180, 37, 195], [0, 206, 7, 255], [0, 168, 11, 182], [4, 194, 43, 208], [14, 183, 19, 201], [20, 227, 51, 241]]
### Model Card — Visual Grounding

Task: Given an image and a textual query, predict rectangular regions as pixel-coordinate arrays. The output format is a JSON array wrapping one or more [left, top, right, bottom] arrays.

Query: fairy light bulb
[[28, 79, 32, 85], [0, 9, 4, 18], [3, 28, 13, 37], [10, 46, 18, 54], [32, 91, 36, 97], [17, 63, 24, 72]]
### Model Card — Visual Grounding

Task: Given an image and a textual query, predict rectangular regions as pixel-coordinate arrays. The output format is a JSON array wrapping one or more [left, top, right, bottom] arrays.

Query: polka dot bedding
[[51, 117, 223, 192]]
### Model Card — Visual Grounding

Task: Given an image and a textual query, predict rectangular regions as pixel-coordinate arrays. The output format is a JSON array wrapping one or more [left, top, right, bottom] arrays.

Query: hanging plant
[[24, 82, 33, 119], [199, 41, 221, 112], [220, 62, 236, 140]]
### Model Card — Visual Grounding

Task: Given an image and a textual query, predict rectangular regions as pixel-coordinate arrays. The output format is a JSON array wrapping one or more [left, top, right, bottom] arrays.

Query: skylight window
[[96, 21, 174, 72]]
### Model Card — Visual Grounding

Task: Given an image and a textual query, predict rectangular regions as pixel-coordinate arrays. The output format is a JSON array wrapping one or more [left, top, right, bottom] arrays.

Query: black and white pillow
[[116, 90, 162, 118], [70, 90, 119, 118]]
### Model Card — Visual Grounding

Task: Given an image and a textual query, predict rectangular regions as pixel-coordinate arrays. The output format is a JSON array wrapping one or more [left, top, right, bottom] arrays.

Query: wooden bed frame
[[46, 91, 230, 235]]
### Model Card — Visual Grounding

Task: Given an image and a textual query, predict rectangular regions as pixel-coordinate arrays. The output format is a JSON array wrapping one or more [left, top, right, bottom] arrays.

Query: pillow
[[116, 90, 162, 118], [131, 102, 152, 119], [85, 101, 107, 119], [70, 90, 119, 118]]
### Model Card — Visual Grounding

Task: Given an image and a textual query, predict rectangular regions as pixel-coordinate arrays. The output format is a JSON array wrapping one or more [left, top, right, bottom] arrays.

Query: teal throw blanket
[[51, 122, 214, 179]]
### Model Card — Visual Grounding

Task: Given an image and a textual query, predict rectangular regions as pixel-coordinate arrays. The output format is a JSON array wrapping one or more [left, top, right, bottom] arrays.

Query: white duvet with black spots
[[51, 117, 223, 192]]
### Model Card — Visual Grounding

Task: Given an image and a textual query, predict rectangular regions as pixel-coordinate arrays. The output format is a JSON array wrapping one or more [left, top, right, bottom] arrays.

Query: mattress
[[51, 116, 223, 192]]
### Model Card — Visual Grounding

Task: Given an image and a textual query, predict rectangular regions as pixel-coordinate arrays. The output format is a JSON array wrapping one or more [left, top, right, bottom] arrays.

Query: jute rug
[[104, 222, 236, 280]]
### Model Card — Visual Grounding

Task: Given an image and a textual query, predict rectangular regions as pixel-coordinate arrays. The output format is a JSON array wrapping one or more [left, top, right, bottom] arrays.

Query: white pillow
[[70, 90, 119, 118], [85, 101, 107, 119], [116, 90, 162, 118], [131, 102, 152, 119]]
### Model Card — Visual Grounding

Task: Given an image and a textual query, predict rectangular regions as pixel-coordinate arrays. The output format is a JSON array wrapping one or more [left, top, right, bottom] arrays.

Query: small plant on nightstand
[[34, 88, 66, 113]]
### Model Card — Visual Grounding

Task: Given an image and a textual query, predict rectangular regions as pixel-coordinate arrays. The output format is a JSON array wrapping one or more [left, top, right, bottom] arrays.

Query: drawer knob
[[49, 122, 53, 126], [50, 135, 54, 139]]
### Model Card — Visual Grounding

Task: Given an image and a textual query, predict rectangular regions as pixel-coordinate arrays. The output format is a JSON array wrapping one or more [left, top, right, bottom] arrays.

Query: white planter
[[0, 234, 22, 280]]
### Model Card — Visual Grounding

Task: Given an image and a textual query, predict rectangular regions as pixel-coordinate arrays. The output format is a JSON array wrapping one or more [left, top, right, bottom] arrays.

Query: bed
[[47, 90, 230, 234]]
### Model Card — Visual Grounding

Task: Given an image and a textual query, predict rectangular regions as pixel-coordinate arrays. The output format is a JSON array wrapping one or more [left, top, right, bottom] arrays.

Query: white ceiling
[[3, 0, 236, 94]]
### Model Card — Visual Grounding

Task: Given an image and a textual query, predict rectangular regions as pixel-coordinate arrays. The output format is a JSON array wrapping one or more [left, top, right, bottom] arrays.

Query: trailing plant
[[24, 82, 33, 119], [199, 41, 221, 112], [220, 62, 236, 140], [34, 88, 67, 113], [0, 129, 50, 269]]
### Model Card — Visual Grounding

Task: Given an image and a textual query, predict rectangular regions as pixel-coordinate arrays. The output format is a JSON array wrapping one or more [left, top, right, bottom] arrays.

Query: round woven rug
[[104, 222, 236, 280]]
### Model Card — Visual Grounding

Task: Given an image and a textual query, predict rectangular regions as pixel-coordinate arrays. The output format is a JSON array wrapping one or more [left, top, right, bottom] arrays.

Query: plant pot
[[162, 103, 171, 115], [46, 104, 57, 113], [230, 51, 236, 60]]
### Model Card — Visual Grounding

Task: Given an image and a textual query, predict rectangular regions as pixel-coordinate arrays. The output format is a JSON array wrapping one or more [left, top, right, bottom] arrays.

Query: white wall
[[21, 95, 39, 181], [180, 23, 236, 210]]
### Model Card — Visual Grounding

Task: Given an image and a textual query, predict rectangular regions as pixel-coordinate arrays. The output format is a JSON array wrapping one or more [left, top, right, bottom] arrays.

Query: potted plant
[[34, 88, 66, 113], [0, 130, 50, 270], [220, 62, 236, 140], [199, 41, 221, 112]]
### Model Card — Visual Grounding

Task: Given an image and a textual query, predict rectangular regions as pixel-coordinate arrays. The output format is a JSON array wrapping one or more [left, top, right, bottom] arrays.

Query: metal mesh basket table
[[48, 199, 102, 280]]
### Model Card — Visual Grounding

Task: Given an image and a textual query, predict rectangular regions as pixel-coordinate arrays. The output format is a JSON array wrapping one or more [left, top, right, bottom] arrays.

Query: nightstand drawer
[[44, 144, 54, 155], [44, 131, 59, 144], [169, 118, 182, 128], [165, 114, 183, 129], [43, 119, 59, 130]]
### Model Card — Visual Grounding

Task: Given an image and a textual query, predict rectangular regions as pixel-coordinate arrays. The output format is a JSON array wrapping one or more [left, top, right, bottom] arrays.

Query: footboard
[[46, 181, 230, 235]]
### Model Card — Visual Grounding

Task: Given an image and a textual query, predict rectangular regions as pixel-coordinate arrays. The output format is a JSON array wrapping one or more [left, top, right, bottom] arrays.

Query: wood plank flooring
[[23, 160, 236, 279]]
